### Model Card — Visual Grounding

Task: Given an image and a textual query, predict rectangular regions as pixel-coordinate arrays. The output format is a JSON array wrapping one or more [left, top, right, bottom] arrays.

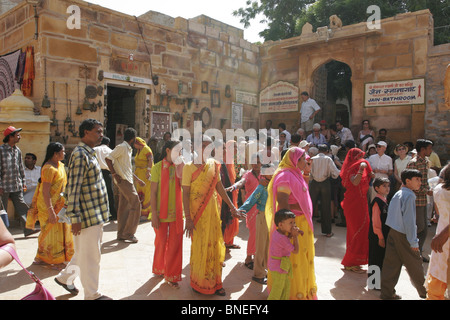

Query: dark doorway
[[106, 85, 136, 147], [312, 60, 352, 127]]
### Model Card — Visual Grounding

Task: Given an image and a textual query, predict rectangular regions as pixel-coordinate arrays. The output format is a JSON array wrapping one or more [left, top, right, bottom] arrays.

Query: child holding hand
[[238, 164, 275, 285], [267, 209, 303, 300]]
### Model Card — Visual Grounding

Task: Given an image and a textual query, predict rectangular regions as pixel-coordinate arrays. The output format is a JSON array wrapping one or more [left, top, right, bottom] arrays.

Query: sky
[[85, 0, 267, 43]]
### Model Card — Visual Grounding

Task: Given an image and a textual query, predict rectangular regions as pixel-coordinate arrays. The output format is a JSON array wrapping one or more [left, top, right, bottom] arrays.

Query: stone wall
[[0, 1, 35, 51], [189, 15, 244, 40], [425, 43, 450, 164], [0, 0, 21, 16], [258, 10, 435, 147], [0, 0, 260, 147]]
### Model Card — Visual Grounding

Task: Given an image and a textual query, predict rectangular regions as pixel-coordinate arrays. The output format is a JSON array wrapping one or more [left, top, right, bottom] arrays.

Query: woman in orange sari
[[134, 137, 154, 220], [26, 142, 74, 269], [150, 140, 184, 288], [340, 148, 375, 273], [182, 136, 243, 296]]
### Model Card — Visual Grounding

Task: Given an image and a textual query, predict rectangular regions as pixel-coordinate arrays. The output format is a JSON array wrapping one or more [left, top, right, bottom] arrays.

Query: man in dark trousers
[[0, 126, 37, 236], [309, 144, 341, 237], [406, 139, 433, 262]]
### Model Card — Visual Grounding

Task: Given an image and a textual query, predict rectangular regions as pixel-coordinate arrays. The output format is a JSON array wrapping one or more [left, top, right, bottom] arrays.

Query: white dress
[[426, 183, 450, 284]]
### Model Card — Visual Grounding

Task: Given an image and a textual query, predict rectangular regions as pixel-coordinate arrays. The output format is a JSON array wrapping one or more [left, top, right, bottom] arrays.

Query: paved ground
[[0, 217, 440, 301]]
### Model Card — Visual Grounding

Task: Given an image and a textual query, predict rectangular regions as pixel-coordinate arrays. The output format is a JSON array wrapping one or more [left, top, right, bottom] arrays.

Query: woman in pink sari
[[228, 153, 261, 269], [340, 148, 375, 273], [265, 147, 317, 300]]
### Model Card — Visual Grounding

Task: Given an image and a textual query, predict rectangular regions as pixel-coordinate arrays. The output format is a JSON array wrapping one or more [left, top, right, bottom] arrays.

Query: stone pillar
[[0, 89, 51, 221]]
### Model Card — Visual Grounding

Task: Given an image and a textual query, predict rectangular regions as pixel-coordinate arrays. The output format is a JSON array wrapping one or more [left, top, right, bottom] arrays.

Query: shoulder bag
[[0, 244, 55, 300]]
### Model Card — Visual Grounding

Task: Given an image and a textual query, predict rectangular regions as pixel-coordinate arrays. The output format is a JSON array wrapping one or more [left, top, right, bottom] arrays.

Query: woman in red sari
[[340, 148, 375, 273]]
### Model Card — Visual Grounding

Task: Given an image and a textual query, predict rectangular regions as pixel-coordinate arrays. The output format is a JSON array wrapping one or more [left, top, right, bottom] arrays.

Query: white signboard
[[259, 81, 299, 113], [103, 72, 153, 85], [235, 90, 258, 106], [231, 102, 243, 129], [365, 79, 425, 107]]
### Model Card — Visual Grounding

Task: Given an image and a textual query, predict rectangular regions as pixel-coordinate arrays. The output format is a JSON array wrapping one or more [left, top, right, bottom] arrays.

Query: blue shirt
[[306, 133, 327, 146], [385, 187, 419, 248], [239, 184, 268, 213]]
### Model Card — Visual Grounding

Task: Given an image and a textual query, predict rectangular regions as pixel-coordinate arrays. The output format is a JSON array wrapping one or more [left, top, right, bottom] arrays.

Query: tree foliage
[[234, 0, 449, 45], [232, 0, 315, 41]]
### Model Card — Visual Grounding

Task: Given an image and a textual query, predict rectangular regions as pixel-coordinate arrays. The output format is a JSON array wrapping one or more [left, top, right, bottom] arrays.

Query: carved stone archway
[[310, 59, 353, 128]]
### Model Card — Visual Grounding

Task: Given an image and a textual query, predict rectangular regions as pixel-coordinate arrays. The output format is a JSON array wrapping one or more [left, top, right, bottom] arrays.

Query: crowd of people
[[0, 115, 449, 301]]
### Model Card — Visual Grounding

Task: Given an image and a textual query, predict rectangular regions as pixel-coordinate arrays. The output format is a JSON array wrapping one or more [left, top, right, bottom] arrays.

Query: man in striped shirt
[[55, 119, 112, 300]]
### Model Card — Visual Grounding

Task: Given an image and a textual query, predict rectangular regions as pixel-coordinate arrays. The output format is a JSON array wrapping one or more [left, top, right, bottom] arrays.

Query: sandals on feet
[[252, 277, 267, 285], [167, 281, 180, 289], [118, 236, 139, 243], [344, 266, 366, 274], [54, 278, 79, 295], [215, 288, 226, 296], [244, 261, 254, 270]]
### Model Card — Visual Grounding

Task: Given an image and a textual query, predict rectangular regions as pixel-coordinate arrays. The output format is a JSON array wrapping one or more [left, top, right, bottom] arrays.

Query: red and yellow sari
[[151, 158, 183, 283], [182, 158, 225, 294]]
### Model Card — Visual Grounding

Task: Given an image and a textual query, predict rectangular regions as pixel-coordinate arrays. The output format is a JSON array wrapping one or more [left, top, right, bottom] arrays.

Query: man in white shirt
[[336, 121, 354, 145], [94, 137, 116, 221], [278, 122, 291, 143], [299, 92, 321, 134], [368, 141, 393, 201], [106, 128, 145, 243], [23, 153, 41, 206], [310, 144, 341, 237]]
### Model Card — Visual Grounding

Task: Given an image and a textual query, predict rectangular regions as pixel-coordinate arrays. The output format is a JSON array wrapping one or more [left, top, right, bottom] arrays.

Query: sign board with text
[[235, 90, 258, 106], [231, 102, 243, 129], [364, 79, 425, 107], [259, 81, 299, 113]]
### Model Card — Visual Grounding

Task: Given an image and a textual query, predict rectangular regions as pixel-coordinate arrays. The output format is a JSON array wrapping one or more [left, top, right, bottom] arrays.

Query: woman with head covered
[[265, 147, 317, 300], [340, 148, 375, 273], [182, 135, 243, 296]]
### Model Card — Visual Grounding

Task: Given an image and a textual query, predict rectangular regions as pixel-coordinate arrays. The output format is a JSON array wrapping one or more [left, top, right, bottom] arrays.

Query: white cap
[[299, 140, 311, 148]]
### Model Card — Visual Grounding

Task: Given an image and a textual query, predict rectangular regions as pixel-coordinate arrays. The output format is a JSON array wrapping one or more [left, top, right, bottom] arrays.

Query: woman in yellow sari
[[26, 142, 74, 269], [134, 137, 154, 220], [265, 147, 317, 300], [182, 136, 243, 296]]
